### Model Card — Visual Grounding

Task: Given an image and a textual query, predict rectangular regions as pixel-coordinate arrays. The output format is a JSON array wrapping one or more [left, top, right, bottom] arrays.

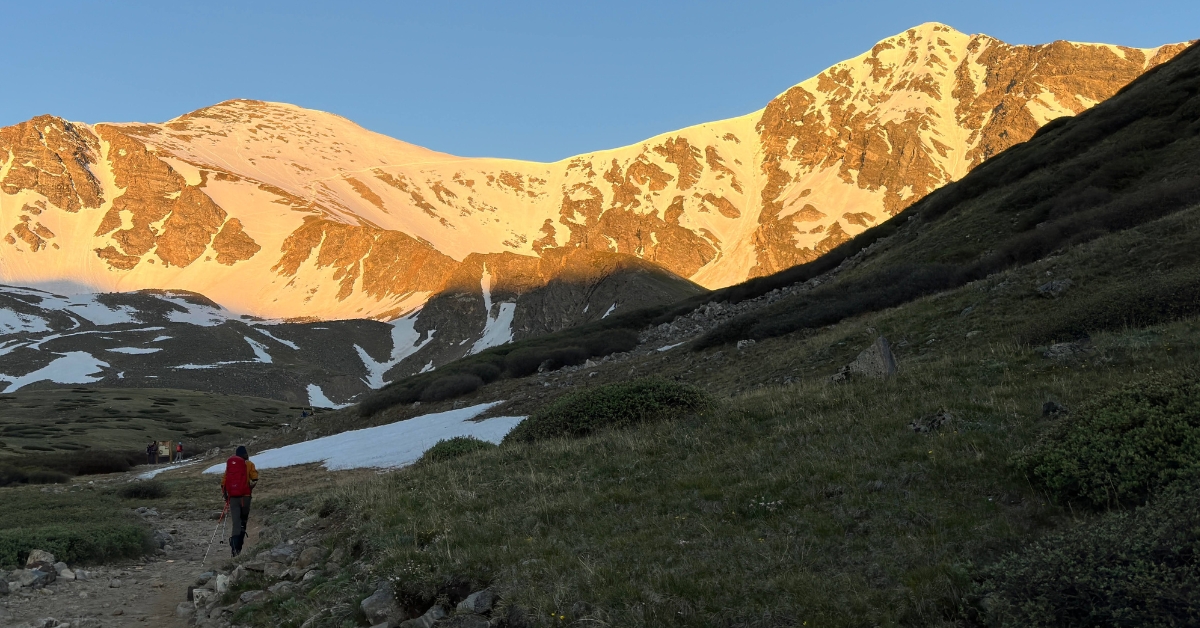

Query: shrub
[[580, 328, 640, 356], [971, 478, 1200, 628], [1016, 370, 1200, 508], [0, 464, 69, 487], [419, 436, 497, 464], [504, 346, 589, 377], [118, 480, 169, 500], [1020, 271, 1200, 344], [461, 362, 502, 383], [0, 523, 151, 567], [504, 379, 711, 443], [420, 374, 484, 402]]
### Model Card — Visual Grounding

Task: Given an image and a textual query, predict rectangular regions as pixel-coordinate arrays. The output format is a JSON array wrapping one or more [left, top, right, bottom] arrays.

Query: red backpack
[[224, 456, 251, 497]]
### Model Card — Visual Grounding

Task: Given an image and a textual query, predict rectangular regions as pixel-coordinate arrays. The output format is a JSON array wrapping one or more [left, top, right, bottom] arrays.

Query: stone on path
[[24, 550, 55, 567]]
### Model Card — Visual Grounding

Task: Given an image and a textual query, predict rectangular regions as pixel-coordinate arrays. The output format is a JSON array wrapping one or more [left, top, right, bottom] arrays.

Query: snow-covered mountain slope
[[0, 24, 1188, 324], [0, 257, 694, 405]]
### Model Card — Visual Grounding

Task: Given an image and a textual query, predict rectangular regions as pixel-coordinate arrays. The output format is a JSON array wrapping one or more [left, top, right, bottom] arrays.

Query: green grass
[[0, 486, 152, 567]]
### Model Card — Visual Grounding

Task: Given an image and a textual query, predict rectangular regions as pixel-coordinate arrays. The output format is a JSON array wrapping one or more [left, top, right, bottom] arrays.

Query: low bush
[[461, 362, 502, 383], [0, 523, 151, 567], [1017, 370, 1200, 508], [117, 480, 169, 500], [971, 478, 1200, 627], [0, 464, 69, 487], [1020, 271, 1200, 343], [504, 379, 711, 443], [420, 374, 484, 403], [419, 437, 497, 464]]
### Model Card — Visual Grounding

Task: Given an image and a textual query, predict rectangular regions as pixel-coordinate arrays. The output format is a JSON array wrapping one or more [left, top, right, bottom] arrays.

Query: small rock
[[153, 530, 174, 549], [360, 582, 406, 626], [965, 330, 982, 338], [295, 546, 327, 570], [24, 550, 56, 567], [847, 336, 898, 380], [176, 602, 197, 619], [268, 581, 295, 596], [112, 609, 124, 616], [268, 543, 299, 564], [74, 619, 101, 628], [196, 571, 215, 585], [736, 339, 756, 350], [73, 569, 90, 582], [192, 587, 215, 609], [229, 565, 246, 585], [1042, 401, 1068, 417], [109, 578, 122, 588], [302, 569, 322, 582], [399, 605, 447, 628], [263, 561, 287, 579], [456, 589, 496, 615], [1037, 278, 1073, 298], [239, 589, 265, 604], [910, 409, 956, 433]]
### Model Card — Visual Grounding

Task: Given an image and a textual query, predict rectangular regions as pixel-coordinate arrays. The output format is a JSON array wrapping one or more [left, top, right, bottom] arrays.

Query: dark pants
[[229, 496, 252, 552], [147, 453, 155, 464]]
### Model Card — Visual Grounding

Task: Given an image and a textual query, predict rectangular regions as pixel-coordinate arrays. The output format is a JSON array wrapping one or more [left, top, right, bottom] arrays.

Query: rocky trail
[[2, 496, 262, 628]]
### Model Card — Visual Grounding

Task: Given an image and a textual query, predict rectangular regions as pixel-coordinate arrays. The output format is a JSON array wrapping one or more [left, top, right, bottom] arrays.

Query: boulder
[[24, 550, 55, 567], [268, 581, 295, 596], [399, 605, 447, 628], [239, 589, 265, 604], [73, 569, 90, 582], [847, 336, 898, 380], [153, 529, 174, 549], [360, 582, 406, 626], [229, 565, 247, 585], [14, 567, 54, 587], [1037, 278, 1073, 298], [456, 589, 496, 615], [736, 339, 756, 350], [196, 571, 215, 585], [295, 546, 327, 570], [215, 574, 230, 595], [176, 602, 197, 619], [264, 561, 288, 579], [109, 578, 121, 588], [192, 587, 215, 609], [268, 543, 299, 564]]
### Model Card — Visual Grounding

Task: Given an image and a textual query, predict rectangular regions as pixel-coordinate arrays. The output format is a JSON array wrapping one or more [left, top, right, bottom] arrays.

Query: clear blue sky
[[3, 1, 1195, 162]]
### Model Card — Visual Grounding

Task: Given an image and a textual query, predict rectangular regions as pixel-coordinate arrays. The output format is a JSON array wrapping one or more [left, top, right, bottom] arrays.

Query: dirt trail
[[2, 495, 264, 628]]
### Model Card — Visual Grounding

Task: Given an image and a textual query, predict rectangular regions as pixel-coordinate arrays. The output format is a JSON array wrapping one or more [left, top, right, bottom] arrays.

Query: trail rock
[[153, 529, 175, 549], [24, 550, 55, 567], [215, 573, 230, 595], [239, 589, 264, 603], [848, 336, 898, 379], [229, 565, 246, 585], [295, 546, 327, 570], [73, 569, 90, 582], [399, 605, 447, 628], [909, 409, 956, 433], [193, 587, 215, 609], [361, 582, 406, 626], [1037, 278, 1073, 297], [196, 571, 215, 585], [456, 589, 496, 614], [268, 543, 299, 564], [176, 602, 197, 619]]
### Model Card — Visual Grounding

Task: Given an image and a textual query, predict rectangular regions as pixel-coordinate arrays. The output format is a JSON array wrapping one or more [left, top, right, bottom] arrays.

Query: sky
[[2, 0, 1196, 162]]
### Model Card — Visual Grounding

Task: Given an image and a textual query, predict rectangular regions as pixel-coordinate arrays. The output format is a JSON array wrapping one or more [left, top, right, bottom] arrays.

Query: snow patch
[[0, 352, 108, 392], [107, 347, 162, 354], [138, 459, 198, 480], [355, 314, 435, 389], [602, 303, 617, 318], [203, 402, 524, 473], [253, 328, 299, 350], [0, 309, 50, 334], [657, 342, 684, 352], [470, 303, 515, 355], [307, 384, 351, 409], [244, 336, 273, 363], [158, 295, 230, 326]]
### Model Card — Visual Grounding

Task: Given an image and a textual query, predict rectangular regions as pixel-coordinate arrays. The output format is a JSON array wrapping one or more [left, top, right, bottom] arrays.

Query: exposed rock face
[[0, 24, 1184, 325]]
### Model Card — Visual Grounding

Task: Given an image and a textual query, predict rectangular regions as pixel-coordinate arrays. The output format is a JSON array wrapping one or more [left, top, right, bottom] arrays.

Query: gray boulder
[[24, 550, 55, 567], [176, 602, 197, 619], [399, 605, 447, 628], [268, 543, 299, 564], [153, 529, 174, 549], [295, 546, 327, 570], [361, 582, 406, 626], [1037, 278, 1073, 297], [239, 589, 265, 604], [847, 336, 898, 379], [456, 589, 496, 615]]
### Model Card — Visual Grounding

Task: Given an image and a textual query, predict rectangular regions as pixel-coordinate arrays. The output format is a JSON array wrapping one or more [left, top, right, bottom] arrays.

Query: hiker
[[146, 441, 156, 465], [221, 445, 259, 557], [175, 442, 184, 462]]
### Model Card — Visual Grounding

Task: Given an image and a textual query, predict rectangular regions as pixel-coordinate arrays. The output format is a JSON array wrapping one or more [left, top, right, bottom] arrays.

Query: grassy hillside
[[207, 43, 1200, 628]]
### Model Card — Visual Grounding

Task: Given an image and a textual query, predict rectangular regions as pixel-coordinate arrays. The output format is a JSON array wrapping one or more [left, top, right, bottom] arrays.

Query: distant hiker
[[221, 445, 259, 557], [175, 442, 184, 462], [146, 441, 156, 465]]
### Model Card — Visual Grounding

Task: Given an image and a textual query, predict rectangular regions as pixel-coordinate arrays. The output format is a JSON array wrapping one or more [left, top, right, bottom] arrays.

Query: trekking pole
[[200, 501, 228, 564]]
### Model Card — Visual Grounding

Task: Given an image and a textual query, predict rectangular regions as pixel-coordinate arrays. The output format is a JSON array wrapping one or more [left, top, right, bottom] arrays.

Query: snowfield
[[203, 402, 524, 473]]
